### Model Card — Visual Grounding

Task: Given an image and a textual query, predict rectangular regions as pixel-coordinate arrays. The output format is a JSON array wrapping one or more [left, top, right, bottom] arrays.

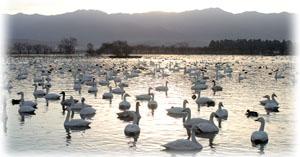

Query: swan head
[[183, 100, 189, 104], [272, 93, 277, 97], [191, 94, 197, 100], [17, 92, 24, 95], [59, 91, 65, 95], [124, 93, 130, 97], [218, 102, 223, 107], [32, 84, 37, 87], [255, 117, 265, 123], [246, 109, 250, 112], [136, 102, 140, 107], [263, 95, 270, 99], [149, 87, 153, 90], [81, 97, 85, 102]]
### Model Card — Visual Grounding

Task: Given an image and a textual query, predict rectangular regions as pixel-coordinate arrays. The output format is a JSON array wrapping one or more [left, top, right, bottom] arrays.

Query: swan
[[275, 69, 284, 81], [246, 110, 259, 117], [182, 108, 207, 139], [112, 86, 125, 95], [60, 92, 78, 110], [99, 75, 109, 86], [32, 84, 46, 98], [18, 104, 35, 114], [16, 92, 37, 108], [264, 101, 279, 114], [80, 106, 96, 118], [88, 83, 98, 93], [215, 102, 228, 120], [85, 77, 96, 86], [102, 86, 114, 99], [211, 80, 223, 93], [166, 99, 188, 117], [155, 81, 168, 92], [117, 102, 141, 121], [259, 95, 271, 106], [73, 80, 82, 92], [162, 125, 202, 151], [70, 97, 92, 111], [195, 91, 215, 111], [124, 112, 140, 137], [251, 117, 268, 145], [147, 93, 158, 110], [238, 73, 246, 83], [64, 106, 91, 128], [119, 93, 131, 111], [136, 87, 153, 101], [44, 86, 60, 100], [195, 112, 219, 134]]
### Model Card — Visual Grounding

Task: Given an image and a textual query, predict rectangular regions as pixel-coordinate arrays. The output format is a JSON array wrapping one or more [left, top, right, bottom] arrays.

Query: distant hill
[[6, 8, 292, 48]]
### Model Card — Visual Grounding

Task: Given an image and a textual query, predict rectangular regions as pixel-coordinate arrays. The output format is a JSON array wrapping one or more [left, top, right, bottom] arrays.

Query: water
[[4, 55, 296, 156]]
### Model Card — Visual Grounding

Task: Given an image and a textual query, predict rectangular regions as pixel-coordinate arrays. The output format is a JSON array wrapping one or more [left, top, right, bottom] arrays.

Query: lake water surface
[[3, 55, 296, 156]]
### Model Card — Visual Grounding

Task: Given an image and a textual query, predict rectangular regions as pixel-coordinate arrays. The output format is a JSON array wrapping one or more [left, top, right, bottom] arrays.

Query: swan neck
[[259, 120, 265, 131], [191, 128, 200, 145], [133, 113, 138, 125], [209, 113, 215, 122], [65, 109, 70, 122], [186, 109, 191, 121]]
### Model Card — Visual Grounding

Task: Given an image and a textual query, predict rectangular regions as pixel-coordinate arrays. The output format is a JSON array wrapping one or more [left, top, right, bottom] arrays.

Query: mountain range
[[6, 8, 292, 48]]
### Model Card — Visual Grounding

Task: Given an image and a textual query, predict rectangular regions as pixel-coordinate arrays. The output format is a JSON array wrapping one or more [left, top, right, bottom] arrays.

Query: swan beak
[[17, 92, 21, 94], [255, 119, 259, 121]]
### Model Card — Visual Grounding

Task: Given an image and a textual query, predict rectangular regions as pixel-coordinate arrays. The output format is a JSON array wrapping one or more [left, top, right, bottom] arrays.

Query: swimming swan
[[251, 117, 268, 145], [162, 125, 202, 151], [166, 100, 188, 117], [124, 112, 140, 137], [64, 106, 91, 128]]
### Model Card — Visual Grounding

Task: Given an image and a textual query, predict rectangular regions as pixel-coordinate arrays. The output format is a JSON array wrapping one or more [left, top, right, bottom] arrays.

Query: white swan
[[112, 86, 125, 95], [119, 93, 131, 111], [211, 80, 223, 93], [117, 102, 141, 121], [162, 125, 202, 151], [99, 75, 109, 86], [182, 108, 207, 139], [70, 97, 92, 111], [136, 87, 153, 101], [215, 102, 228, 120], [166, 100, 188, 117], [44, 86, 60, 100], [147, 93, 158, 110], [60, 92, 78, 110], [18, 102, 36, 114], [195, 91, 215, 111], [195, 112, 219, 134], [80, 106, 96, 117], [275, 69, 284, 81], [155, 81, 168, 92], [251, 117, 268, 145], [102, 86, 114, 99], [238, 73, 246, 83], [32, 84, 46, 98], [124, 112, 140, 137], [88, 83, 98, 93], [64, 107, 91, 128], [17, 92, 37, 108]]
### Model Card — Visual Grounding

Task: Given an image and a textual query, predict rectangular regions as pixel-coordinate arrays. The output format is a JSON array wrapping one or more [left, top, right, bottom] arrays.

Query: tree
[[86, 43, 95, 55], [57, 37, 78, 53], [98, 40, 132, 57]]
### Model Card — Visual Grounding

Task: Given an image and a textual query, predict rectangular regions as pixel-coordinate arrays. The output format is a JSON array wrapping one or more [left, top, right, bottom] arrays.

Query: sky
[[1, 0, 297, 15]]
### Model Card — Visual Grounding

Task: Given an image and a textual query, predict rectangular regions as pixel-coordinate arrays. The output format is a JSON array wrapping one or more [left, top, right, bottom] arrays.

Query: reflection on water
[[4, 55, 296, 156]]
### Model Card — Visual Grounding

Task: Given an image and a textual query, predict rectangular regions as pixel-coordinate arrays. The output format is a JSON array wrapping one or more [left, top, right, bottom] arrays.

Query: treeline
[[9, 37, 293, 56]]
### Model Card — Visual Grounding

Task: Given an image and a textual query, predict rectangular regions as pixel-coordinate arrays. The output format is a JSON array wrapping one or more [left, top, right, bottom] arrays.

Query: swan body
[[33, 84, 46, 98], [124, 112, 140, 137], [136, 87, 152, 101], [162, 125, 202, 151], [102, 86, 113, 99], [195, 112, 219, 134], [155, 81, 168, 92], [117, 102, 141, 121], [64, 107, 91, 128], [80, 107, 96, 116], [70, 98, 91, 111], [167, 100, 188, 117], [119, 93, 131, 111], [147, 93, 158, 109], [112, 86, 125, 95], [251, 117, 268, 145], [17, 92, 37, 108], [215, 102, 228, 120], [195, 91, 215, 111], [18, 105, 35, 114], [44, 87, 60, 100], [211, 80, 223, 92]]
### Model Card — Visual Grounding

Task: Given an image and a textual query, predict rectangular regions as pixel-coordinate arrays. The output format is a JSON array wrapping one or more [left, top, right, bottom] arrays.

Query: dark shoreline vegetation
[[9, 38, 293, 57]]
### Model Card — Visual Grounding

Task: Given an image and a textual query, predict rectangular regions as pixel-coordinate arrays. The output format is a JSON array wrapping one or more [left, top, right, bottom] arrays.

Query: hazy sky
[[2, 0, 297, 15]]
